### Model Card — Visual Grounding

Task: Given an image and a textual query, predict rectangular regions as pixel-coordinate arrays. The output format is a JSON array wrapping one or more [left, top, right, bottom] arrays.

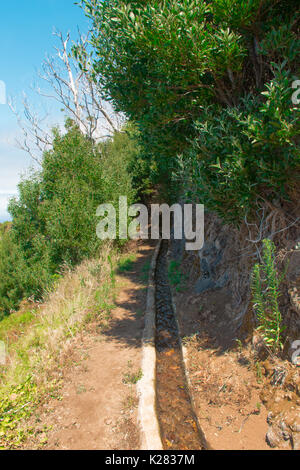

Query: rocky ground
[[170, 210, 300, 450]]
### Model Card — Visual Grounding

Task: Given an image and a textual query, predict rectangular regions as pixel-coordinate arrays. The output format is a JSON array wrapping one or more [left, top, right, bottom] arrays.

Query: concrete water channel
[[155, 240, 209, 450]]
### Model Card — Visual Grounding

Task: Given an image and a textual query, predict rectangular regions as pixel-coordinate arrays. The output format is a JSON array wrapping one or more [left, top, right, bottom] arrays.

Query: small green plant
[[97, 301, 115, 321], [251, 239, 285, 353], [122, 368, 143, 385], [107, 255, 116, 289], [168, 260, 186, 292], [255, 361, 263, 382], [140, 261, 151, 283], [123, 392, 138, 411], [256, 402, 262, 414], [235, 339, 243, 353], [76, 384, 87, 395], [117, 254, 136, 273]]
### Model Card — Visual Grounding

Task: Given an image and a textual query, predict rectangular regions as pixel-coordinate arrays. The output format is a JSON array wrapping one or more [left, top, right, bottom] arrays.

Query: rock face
[[266, 427, 282, 448], [170, 212, 255, 345], [169, 208, 300, 449], [170, 210, 300, 353], [265, 410, 300, 450], [286, 250, 300, 361], [194, 244, 229, 294]]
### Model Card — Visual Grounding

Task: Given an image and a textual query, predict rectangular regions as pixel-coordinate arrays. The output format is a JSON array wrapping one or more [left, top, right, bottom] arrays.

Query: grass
[[140, 260, 151, 283], [168, 260, 186, 292], [117, 254, 137, 273], [0, 308, 36, 346], [255, 361, 263, 383], [122, 361, 143, 385], [122, 392, 138, 411], [0, 242, 122, 449]]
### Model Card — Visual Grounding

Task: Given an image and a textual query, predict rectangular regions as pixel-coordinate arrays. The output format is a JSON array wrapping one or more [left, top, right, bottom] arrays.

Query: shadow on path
[[101, 240, 156, 349]]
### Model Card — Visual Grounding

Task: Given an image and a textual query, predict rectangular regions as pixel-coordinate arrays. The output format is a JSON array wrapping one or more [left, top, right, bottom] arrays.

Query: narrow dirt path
[[25, 241, 154, 450]]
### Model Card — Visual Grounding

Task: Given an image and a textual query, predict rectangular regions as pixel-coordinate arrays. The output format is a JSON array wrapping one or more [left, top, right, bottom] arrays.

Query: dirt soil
[[23, 241, 154, 450], [173, 262, 299, 451]]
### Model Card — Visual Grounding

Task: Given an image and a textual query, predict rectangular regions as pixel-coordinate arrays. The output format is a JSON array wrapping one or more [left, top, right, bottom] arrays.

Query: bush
[[0, 120, 139, 315], [181, 67, 299, 224], [0, 231, 53, 318], [80, 0, 300, 212]]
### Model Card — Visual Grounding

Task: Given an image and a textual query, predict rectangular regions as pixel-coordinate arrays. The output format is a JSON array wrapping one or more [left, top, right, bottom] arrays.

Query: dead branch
[[9, 30, 124, 163]]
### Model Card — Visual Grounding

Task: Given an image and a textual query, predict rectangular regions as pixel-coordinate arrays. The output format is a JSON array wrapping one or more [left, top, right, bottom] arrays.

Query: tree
[[9, 30, 124, 165], [0, 119, 139, 315], [80, 0, 300, 218]]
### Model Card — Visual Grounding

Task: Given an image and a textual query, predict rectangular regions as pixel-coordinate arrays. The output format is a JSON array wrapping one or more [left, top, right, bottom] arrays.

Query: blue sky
[[0, 0, 90, 221]]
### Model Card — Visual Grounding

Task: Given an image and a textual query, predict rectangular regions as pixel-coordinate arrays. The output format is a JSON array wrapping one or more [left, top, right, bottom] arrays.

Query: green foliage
[[0, 310, 34, 338], [0, 377, 38, 448], [80, 0, 300, 213], [117, 253, 137, 272], [0, 222, 11, 237], [181, 67, 299, 223], [0, 231, 53, 318], [168, 259, 186, 291], [122, 365, 143, 385], [0, 121, 139, 316], [251, 239, 285, 353], [40, 121, 105, 265], [99, 123, 150, 201], [81, 0, 248, 122]]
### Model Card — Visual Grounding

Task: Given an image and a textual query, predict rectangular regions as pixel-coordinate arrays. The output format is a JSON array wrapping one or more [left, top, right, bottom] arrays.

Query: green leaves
[[259, 23, 300, 64], [212, 0, 264, 29], [179, 63, 299, 224], [81, 0, 252, 147], [251, 239, 285, 353], [0, 121, 139, 316], [211, 28, 247, 74], [78, 0, 299, 212]]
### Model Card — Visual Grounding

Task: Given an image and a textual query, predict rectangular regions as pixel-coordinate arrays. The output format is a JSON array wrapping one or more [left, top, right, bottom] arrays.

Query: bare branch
[[10, 29, 124, 163]]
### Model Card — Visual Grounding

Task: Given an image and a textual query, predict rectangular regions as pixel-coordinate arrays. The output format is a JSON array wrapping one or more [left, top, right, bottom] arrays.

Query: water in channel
[[155, 240, 208, 450]]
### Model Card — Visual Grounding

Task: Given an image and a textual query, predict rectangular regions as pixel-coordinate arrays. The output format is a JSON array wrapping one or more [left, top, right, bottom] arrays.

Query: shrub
[[251, 239, 285, 353], [0, 120, 139, 315], [181, 67, 300, 223], [0, 231, 53, 318], [80, 0, 300, 212]]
